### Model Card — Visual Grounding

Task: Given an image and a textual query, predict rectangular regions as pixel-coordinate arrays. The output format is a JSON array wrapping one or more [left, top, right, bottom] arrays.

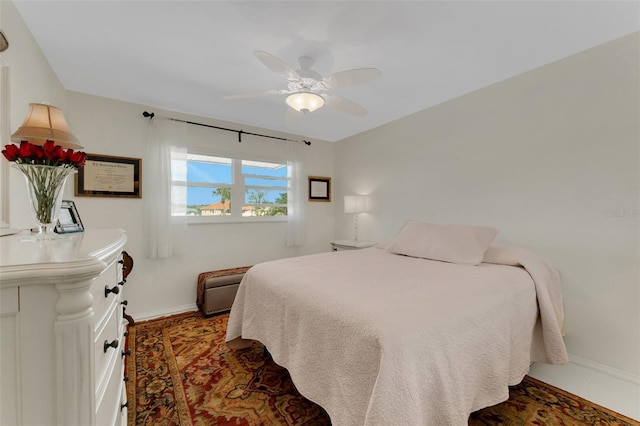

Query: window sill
[[179, 216, 288, 225]]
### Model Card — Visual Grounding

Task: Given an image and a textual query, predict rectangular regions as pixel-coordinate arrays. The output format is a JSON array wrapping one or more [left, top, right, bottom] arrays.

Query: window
[[171, 148, 289, 221]]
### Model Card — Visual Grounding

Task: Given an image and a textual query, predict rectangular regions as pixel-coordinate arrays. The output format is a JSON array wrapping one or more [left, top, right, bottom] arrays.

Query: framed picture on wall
[[308, 176, 331, 202], [55, 200, 84, 234], [75, 154, 142, 198]]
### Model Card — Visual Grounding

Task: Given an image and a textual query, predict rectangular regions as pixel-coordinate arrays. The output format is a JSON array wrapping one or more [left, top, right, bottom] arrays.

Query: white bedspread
[[226, 245, 568, 426]]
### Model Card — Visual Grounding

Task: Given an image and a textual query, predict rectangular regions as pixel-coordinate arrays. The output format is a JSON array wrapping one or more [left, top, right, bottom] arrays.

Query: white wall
[[7, 0, 638, 377], [65, 91, 335, 318], [1, 1, 67, 227], [334, 33, 640, 375], [4, 0, 335, 318]]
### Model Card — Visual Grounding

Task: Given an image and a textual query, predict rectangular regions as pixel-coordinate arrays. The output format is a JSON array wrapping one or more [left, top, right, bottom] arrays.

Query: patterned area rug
[[126, 311, 639, 426]]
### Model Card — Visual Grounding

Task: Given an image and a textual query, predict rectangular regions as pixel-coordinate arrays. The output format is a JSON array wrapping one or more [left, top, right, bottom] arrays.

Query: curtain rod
[[142, 111, 311, 146]]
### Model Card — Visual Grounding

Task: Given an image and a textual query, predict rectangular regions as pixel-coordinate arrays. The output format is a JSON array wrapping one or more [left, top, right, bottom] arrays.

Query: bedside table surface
[[331, 239, 378, 248]]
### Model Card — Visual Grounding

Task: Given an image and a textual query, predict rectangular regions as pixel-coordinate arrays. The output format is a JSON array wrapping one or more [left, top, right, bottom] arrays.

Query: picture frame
[[55, 200, 84, 234], [308, 176, 331, 202], [75, 154, 142, 198]]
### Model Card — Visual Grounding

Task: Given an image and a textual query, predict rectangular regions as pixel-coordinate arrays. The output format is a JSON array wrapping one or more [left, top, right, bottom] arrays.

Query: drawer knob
[[104, 285, 120, 297], [103, 339, 119, 352], [121, 401, 128, 411], [118, 280, 126, 286], [123, 375, 129, 382], [121, 300, 128, 306], [122, 348, 131, 358]]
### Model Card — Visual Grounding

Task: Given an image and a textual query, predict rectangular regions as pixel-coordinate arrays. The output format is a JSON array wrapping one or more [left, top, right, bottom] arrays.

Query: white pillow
[[387, 221, 499, 265]]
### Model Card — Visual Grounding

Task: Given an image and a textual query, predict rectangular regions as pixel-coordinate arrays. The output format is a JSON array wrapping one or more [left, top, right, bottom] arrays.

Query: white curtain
[[170, 145, 188, 216], [286, 141, 307, 246], [143, 117, 187, 258]]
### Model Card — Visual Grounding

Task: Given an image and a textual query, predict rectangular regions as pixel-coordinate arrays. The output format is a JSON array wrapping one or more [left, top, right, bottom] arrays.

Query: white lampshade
[[286, 92, 325, 113], [11, 103, 83, 149], [344, 195, 368, 213]]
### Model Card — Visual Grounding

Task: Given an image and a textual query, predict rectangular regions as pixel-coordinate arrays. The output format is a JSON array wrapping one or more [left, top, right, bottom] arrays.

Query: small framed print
[[308, 176, 331, 202], [75, 154, 142, 198], [55, 200, 84, 234]]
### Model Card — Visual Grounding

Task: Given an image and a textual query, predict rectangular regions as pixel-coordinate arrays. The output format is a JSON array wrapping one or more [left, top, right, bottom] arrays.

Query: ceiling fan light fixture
[[286, 92, 325, 113]]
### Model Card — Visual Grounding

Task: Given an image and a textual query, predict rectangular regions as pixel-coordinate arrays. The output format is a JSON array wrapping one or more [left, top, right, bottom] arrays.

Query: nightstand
[[331, 239, 378, 251]]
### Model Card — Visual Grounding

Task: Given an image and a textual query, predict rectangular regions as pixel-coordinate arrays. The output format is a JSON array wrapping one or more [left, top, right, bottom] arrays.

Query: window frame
[[172, 147, 289, 224]]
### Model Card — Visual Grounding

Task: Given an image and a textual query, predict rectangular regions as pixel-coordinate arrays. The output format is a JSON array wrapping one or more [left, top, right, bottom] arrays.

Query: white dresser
[[0, 229, 129, 426]]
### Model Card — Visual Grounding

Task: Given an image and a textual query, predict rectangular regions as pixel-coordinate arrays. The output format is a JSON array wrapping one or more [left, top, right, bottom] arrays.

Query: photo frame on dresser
[[55, 200, 84, 234]]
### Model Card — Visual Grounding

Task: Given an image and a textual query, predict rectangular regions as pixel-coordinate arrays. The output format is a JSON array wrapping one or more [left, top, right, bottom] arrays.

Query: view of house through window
[[171, 150, 289, 219]]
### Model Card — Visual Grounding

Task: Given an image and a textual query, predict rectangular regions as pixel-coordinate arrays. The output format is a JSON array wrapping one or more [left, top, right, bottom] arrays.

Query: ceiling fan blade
[[223, 89, 287, 100], [324, 68, 381, 89], [285, 107, 303, 126], [254, 51, 299, 80], [324, 95, 367, 117]]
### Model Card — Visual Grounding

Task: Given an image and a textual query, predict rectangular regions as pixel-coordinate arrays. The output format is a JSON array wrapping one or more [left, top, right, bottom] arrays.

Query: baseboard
[[132, 303, 199, 322], [529, 354, 640, 420], [569, 353, 640, 385]]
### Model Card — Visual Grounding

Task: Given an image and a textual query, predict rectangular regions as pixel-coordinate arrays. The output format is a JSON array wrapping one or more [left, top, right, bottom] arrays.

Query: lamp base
[[353, 213, 359, 242]]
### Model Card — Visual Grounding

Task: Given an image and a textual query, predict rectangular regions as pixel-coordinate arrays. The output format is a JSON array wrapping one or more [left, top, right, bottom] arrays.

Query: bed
[[226, 222, 568, 426]]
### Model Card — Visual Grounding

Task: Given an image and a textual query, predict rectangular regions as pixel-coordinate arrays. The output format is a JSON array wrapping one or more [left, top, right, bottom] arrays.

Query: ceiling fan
[[224, 51, 381, 123]]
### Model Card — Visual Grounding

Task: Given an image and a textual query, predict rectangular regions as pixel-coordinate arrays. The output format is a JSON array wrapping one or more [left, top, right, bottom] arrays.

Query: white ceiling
[[13, 1, 640, 142]]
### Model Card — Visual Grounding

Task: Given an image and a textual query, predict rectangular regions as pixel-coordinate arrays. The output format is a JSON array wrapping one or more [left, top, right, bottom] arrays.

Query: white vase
[[13, 163, 76, 234]]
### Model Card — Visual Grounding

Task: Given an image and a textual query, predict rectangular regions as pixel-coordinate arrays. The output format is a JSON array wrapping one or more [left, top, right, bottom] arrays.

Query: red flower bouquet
[[2, 140, 87, 169], [3, 141, 87, 232]]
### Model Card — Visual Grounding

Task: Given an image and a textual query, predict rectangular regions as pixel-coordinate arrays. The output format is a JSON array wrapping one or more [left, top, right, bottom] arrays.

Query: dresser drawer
[[91, 258, 121, 326], [94, 301, 120, 395], [119, 363, 128, 426], [95, 356, 124, 426]]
